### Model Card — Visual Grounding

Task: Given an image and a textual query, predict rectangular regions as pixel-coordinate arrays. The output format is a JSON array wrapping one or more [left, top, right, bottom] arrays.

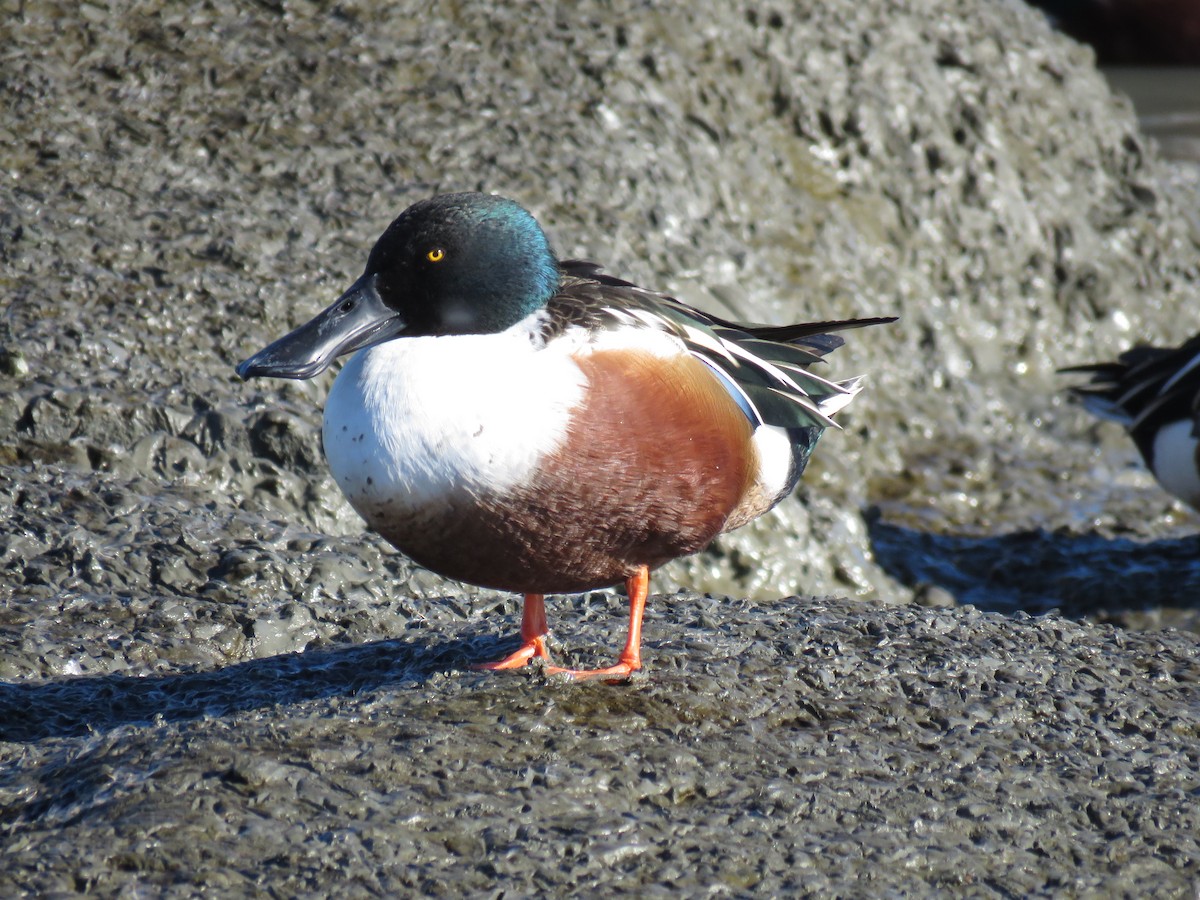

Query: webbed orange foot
[[472, 592, 552, 671], [472, 633, 552, 671], [543, 566, 648, 682], [473, 566, 650, 681], [543, 655, 640, 682]]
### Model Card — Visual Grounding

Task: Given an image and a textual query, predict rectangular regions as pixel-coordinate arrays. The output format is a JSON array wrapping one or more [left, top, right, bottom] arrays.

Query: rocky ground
[[2, 0, 1199, 895]]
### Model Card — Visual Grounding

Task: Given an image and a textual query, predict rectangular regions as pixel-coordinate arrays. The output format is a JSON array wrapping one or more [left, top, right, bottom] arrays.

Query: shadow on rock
[[868, 515, 1200, 631], [0, 633, 499, 743]]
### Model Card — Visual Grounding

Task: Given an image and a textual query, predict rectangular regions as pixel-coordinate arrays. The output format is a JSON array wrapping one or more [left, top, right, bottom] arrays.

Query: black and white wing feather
[[546, 260, 895, 431]]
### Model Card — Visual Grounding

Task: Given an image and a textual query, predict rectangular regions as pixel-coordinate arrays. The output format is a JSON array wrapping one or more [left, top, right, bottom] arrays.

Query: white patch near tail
[[1151, 419, 1200, 509], [752, 424, 796, 503]]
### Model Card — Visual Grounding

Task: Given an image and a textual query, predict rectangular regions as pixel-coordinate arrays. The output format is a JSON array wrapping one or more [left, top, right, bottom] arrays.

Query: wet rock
[[247, 409, 323, 473], [2, 0, 1199, 894], [0, 346, 30, 378]]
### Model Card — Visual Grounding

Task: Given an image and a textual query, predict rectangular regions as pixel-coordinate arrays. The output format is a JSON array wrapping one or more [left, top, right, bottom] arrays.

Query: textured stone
[[2, 0, 1199, 895]]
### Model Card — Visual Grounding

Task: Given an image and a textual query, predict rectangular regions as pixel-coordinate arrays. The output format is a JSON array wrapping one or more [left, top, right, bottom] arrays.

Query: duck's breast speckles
[[321, 328, 586, 526]]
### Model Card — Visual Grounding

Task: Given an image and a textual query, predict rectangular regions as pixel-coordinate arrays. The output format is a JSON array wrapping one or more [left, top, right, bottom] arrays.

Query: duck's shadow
[[0, 630, 506, 744], [868, 514, 1200, 626]]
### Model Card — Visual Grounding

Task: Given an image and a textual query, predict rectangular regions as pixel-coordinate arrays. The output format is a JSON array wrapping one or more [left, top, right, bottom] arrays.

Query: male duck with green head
[[238, 192, 893, 680]]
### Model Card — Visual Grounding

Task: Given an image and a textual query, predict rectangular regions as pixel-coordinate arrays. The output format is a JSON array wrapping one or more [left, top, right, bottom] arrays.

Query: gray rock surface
[[2, 0, 1199, 894], [4, 598, 1199, 896]]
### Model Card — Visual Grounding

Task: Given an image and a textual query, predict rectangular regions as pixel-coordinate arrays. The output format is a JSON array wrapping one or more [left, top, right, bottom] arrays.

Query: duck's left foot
[[472, 634, 551, 671], [472, 592, 552, 671]]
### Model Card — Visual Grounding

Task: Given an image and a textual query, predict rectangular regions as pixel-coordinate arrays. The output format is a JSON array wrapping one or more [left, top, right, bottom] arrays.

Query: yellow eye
[[426, 248, 445, 263]]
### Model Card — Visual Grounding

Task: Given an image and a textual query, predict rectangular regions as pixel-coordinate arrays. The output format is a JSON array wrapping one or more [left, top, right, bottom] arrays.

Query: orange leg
[[546, 565, 649, 681], [472, 593, 552, 670]]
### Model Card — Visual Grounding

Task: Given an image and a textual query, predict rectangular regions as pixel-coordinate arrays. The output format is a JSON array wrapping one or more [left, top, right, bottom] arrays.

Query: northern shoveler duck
[[1063, 334, 1200, 510], [237, 192, 895, 679]]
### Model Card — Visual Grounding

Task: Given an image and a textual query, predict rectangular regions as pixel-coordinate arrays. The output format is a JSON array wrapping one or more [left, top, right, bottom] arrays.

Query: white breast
[[322, 324, 587, 525]]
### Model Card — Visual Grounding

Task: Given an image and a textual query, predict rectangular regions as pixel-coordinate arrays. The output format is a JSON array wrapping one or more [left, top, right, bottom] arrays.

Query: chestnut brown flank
[[378, 349, 758, 593]]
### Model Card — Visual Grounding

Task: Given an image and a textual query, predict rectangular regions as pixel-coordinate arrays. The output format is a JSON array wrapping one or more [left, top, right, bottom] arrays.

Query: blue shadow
[[0, 632, 501, 743], [867, 512, 1200, 624]]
